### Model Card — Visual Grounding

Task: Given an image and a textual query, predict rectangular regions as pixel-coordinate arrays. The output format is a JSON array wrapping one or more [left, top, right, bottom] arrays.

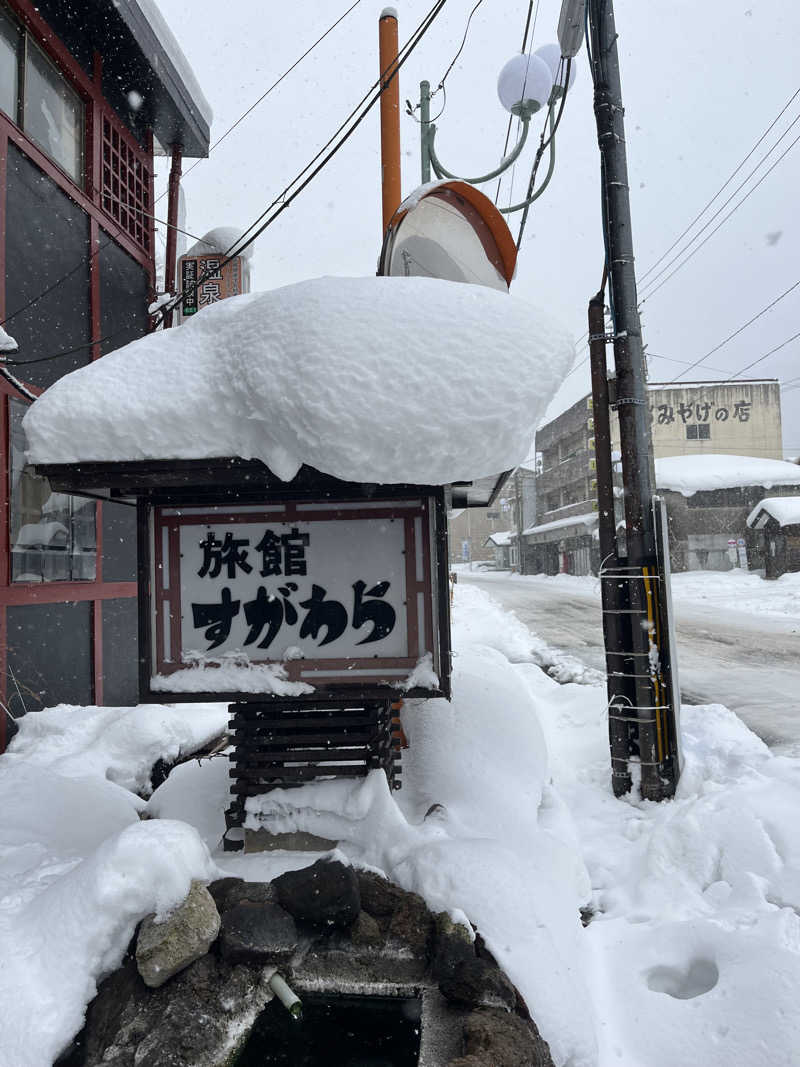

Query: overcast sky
[[153, 0, 800, 453]]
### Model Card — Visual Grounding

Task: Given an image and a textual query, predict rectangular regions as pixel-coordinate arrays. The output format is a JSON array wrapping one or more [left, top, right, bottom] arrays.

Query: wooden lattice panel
[[101, 116, 151, 253]]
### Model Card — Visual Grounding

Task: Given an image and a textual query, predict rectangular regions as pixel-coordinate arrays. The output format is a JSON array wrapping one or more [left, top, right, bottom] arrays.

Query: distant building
[[525, 379, 793, 575], [448, 464, 536, 566], [484, 531, 514, 570]]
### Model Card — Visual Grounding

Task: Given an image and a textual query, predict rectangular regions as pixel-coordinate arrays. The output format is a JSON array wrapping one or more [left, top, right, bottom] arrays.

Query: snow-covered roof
[[485, 531, 513, 547], [522, 511, 598, 538], [24, 276, 573, 488], [656, 454, 800, 497], [184, 228, 255, 261], [747, 497, 800, 529]]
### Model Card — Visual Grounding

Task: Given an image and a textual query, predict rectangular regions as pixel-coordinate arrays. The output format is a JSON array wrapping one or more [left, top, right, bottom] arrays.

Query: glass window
[[9, 399, 96, 582], [24, 38, 83, 184], [0, 6, 20, 120]]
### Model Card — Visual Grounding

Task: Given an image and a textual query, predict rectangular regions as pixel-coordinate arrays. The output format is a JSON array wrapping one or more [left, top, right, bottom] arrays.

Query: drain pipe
[[269, 973, 302, 1019]]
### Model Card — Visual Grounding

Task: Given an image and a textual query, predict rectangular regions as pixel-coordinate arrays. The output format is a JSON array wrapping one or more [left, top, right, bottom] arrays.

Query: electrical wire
[[2, 0, 367, 331], [150, 0, 451, 329], [672, 278, 800, 381], [430, 0, 486, 102], [163, 0, 366, 191], [729, 329, 800, 379], [8, 0, 449, 381], [639, 115, 800, 302], [515, 59, 572, 250], [638, 86, 800, 285], [494, 0, 537, 205]]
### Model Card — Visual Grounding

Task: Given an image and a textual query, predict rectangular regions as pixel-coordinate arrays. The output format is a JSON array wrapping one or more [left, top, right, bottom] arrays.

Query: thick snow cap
[[24, 276, 573, 486], [655, 454, 800, 497]]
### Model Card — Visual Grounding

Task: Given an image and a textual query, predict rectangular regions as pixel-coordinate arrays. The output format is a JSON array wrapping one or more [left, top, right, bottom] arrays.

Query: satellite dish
[[378, 180, 517, 291]]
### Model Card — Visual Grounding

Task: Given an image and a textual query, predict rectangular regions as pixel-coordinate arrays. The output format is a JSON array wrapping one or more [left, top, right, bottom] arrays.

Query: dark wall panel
[[102, 500, 138, 582], [100, 239, 149, 355], [5, 145, 91, 390], [6, 601, 92, 715], [101, 597, 138, 706]]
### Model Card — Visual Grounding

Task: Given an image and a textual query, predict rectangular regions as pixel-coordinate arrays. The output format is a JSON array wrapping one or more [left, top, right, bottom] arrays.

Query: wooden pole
[[379, 9, 402, 236], [163, 143, 182, 329]]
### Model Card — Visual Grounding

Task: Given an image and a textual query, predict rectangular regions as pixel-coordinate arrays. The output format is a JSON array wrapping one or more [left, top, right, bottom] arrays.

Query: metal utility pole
[[587, 0, 681, 800]]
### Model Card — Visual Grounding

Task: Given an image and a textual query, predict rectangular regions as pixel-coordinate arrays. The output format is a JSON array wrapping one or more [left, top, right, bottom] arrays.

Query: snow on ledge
[[655, 454, 800, 496], [23, 276, 573, 487]]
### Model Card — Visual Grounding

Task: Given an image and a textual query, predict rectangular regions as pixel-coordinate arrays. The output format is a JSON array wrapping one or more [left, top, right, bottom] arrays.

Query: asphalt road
[[461, 572, 800, 755]]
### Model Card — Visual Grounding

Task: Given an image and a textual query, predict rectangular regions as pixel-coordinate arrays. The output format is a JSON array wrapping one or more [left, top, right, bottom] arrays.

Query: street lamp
[[418, 45, 576, 216]]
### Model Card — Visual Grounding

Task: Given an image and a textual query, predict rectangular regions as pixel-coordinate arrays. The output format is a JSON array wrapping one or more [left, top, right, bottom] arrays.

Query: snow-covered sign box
[[143, 495, 447, 700]]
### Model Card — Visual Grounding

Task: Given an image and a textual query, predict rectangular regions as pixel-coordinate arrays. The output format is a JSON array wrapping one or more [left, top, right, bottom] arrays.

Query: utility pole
[[378, 9, 402, 235], [162, 143, 182, 329], [586, 0, 681, 800]]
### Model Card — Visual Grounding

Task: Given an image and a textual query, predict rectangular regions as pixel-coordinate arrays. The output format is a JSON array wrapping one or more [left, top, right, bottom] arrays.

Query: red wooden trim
[[0, 129, 6, 323], [163, 143, 182, 328], [0, 581, 136, 606], [2, 115, 152, 272], [89, 217, 102, 362], [167, 521, 181, 662], [0, 605, 6, 746], [92, 599, 103, 704], [88, 53, 103, 209], [0, 396, 9, 589], [6, 0, 97, 98], [159, 504, 428, 526], [0, 376, 42, 399]]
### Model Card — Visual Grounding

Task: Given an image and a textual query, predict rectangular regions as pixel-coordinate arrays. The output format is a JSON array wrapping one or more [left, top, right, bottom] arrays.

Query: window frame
[[22, 32, 85, 187]]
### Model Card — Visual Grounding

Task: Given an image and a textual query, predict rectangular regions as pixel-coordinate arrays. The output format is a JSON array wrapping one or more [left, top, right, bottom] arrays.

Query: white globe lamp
[[497, 53, 554, 118], [534, 43, 577, 99]]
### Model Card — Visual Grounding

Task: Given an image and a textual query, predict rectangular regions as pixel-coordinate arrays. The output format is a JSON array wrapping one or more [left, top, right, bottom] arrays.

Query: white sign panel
[[147, 498, 443, 696], [179, 517, 408, 661]]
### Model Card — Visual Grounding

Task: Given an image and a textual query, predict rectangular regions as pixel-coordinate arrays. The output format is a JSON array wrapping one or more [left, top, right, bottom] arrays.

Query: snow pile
[[747, 495, 800, 528], [7, 702, 228, 795], [656, 453, 800, 496], [23, 276, 574, 485], [0, 704, 224, 1066]]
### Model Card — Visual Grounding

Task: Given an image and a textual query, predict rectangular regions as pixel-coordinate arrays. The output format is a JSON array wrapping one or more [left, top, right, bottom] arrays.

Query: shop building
[[0, 0, 210, 747]]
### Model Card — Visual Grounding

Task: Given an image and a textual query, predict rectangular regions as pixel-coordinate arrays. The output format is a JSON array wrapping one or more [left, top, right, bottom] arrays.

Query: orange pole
[[379, 9, 402, 235]]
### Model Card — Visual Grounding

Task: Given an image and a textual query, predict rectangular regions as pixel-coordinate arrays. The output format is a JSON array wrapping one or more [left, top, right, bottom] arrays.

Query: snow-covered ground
[[457, 564, 800, 623], [2, 585, 799, 1066]]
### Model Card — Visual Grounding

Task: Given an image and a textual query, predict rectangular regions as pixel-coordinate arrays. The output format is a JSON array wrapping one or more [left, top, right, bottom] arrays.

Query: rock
[[439, 958, 515, 1011], [206, 877, 243, 911], [225, 881, 276, 908], [273, 859, 360, 929], [350, 910, 382, 947], [387, 890, 433, 958], [80, 954, 272, 1067], [432, 912, 476, 981], [457, 1007, 555, 1067], [136, 882, 221, 989], [218, 902, 299, 964], [357, 870, 406, 918]]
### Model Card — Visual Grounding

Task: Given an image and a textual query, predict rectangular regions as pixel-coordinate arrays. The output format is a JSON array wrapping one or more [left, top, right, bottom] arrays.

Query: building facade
[[526, 380, 788, 576], [0, 0, 209, 748], [447, 465, 536, 566]]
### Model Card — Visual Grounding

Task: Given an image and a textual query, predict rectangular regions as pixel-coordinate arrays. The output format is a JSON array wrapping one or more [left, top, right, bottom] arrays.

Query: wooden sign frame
[[137, 487, 451, 703]]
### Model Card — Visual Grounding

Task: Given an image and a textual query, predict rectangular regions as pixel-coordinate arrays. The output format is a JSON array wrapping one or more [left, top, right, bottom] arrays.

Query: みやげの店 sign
[[142, 496, 448, 699]]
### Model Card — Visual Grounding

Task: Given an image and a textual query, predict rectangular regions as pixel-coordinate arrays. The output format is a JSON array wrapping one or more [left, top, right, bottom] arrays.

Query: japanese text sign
[[180, 254, 245, 317], [146, 498, 444, 697]]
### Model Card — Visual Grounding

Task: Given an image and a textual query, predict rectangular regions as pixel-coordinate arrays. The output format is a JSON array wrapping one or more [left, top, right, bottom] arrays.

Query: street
[[461, 571, 800, 756]]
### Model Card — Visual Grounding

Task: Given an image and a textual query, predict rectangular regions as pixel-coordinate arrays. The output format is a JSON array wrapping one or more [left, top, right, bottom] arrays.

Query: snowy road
[[461, 571, 800, 755]]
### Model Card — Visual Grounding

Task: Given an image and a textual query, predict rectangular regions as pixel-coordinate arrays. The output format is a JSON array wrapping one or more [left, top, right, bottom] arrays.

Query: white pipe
[[268, 973, 302, 1019]]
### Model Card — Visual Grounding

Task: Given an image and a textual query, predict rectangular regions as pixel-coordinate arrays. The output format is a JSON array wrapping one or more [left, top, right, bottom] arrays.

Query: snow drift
[[23, 275, 574, 485]]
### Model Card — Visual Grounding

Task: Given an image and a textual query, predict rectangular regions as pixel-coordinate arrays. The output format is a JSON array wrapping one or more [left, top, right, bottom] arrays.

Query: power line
[[431, 0, 486, 101], [10, 0, 449, 380], [638, 86, 800, 284], [494, 0, 537, 206], [146, 0, 452, 329], [2, 0, 367, 332], [672, 278, 800, 381], [639, 124, 800, 304], [174, 0, 366, 190], [730, 329, 800, 379]]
